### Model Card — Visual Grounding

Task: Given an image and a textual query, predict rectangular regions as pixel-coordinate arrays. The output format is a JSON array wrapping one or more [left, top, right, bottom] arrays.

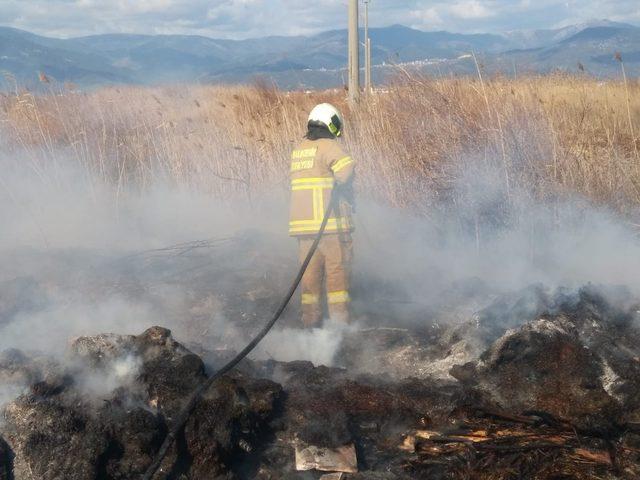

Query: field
[[1, 74, 639, 220], [3, 75, 640, 479]]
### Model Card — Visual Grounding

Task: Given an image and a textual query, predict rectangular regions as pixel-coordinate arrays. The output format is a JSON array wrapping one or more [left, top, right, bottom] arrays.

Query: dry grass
[[1, 75, 639, 218]]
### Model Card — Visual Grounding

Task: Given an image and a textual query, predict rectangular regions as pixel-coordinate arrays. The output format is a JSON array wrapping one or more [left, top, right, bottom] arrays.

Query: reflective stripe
[[331, 156, 353, 174], [291, 184, 333, 191], [292, 177, 332, 224], [290, 177, 348, 234], [313, 187, 323, 221], [302, 293, 320, 305], [328, 290, 350, 304], [289, 217, 352, 234], [289, 217, 352, 226], [291, 177, 334, 187], [318, 185, 326, 221]]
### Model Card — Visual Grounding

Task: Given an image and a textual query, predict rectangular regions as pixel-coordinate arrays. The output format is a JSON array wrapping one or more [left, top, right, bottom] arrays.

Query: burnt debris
[[1, 285, 640, 479], [1, 327, 282, 480]]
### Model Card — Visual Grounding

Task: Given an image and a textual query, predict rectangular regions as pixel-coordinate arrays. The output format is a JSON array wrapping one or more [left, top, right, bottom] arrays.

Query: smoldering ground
[[1, 149, 640, 405]]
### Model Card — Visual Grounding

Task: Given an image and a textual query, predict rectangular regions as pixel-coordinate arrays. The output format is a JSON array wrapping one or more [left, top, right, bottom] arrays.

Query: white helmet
[[308, 103, 344, 137]]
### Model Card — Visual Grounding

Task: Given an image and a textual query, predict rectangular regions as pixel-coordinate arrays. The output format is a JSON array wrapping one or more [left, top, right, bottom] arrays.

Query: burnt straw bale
[[2, 285, 640, 479], [0, 437, 13, 480], [1, 327, 282, 480], [452, 285, 640, 432]]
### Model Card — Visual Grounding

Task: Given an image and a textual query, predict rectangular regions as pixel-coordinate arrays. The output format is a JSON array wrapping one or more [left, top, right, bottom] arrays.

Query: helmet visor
[[330, 114, 342, 136]]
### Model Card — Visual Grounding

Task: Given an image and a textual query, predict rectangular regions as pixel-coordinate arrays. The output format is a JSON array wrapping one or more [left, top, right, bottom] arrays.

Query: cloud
[[0, 0, 637, 39], [409, 7, 445, 28], [448, 1, 494, 20]]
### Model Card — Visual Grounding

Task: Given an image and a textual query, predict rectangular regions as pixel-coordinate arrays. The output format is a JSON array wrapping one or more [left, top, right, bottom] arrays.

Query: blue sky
[[1, 0, 638, 39]]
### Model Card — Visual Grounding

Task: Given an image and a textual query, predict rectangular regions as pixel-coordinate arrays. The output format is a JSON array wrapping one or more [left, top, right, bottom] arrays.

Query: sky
[[0, 0, 639, 39]]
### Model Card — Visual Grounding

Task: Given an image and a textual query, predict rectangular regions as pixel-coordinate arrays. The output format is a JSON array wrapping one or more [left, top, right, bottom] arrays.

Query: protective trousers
[[298, 233, 352, 327]]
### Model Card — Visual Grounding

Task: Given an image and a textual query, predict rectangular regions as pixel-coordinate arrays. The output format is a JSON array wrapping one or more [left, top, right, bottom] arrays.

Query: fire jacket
[[289, 138, 355, 236]]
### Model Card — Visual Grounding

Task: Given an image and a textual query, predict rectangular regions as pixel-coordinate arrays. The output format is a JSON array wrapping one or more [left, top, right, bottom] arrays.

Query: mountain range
[[0, 19, 637, 89]]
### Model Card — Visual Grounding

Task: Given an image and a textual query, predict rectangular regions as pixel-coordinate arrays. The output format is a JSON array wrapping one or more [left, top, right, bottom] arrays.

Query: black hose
[[141, 192, 339, 480]]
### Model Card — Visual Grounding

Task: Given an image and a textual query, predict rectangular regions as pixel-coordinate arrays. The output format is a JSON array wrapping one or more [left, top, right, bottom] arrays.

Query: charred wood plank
[[474, 407, 538, 425]]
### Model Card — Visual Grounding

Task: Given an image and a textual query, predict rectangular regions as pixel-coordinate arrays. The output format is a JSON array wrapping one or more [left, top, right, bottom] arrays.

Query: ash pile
[[2, 285, 640, 479]]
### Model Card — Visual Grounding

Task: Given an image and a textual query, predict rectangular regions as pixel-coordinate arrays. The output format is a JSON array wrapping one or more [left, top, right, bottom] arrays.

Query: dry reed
[[1, 75, 639, 220]]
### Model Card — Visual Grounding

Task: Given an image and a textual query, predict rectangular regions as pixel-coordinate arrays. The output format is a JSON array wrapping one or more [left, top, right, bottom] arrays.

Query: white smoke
[[254, 319, 360, 366], [0, 145, 640, 394], [74, 354, 143, 400]]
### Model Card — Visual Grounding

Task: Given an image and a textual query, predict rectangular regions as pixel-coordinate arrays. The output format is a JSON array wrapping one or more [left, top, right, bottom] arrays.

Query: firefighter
[[289, 103, 356, 327]]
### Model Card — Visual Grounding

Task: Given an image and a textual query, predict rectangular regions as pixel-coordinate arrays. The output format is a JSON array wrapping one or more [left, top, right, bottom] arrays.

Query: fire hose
[[141, 191, 340, 480]]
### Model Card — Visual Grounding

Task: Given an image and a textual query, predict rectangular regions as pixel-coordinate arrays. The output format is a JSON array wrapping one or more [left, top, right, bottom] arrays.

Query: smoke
[[354, 164, 640, 315], [254, 320, 360, 366], [0, 159, 281, 252], [1, 297, 158, 355], [1, 143, 640, 408], [73, 353, 143, 400], [0, 153, 288, 345]]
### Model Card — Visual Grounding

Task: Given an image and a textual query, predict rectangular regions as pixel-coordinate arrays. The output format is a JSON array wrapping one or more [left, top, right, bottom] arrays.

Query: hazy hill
[[496, 25, 640, 76], [502, 20, 635, 49], [0, 26, 131, 85], [0, 21, 638, 89]]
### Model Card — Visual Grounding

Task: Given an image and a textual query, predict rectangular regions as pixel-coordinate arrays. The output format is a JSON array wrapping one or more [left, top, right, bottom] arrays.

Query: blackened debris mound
[[0, 437, 13, 480], [2, 285, 640, 479], [250, 360, 461, 477], [1, 326, 282, 480], [451, 285, 640, 432]]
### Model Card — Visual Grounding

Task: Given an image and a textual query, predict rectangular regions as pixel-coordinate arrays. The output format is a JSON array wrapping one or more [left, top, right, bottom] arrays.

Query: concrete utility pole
[[348, 0, 360, 103], [364, 0, 372, 93]]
